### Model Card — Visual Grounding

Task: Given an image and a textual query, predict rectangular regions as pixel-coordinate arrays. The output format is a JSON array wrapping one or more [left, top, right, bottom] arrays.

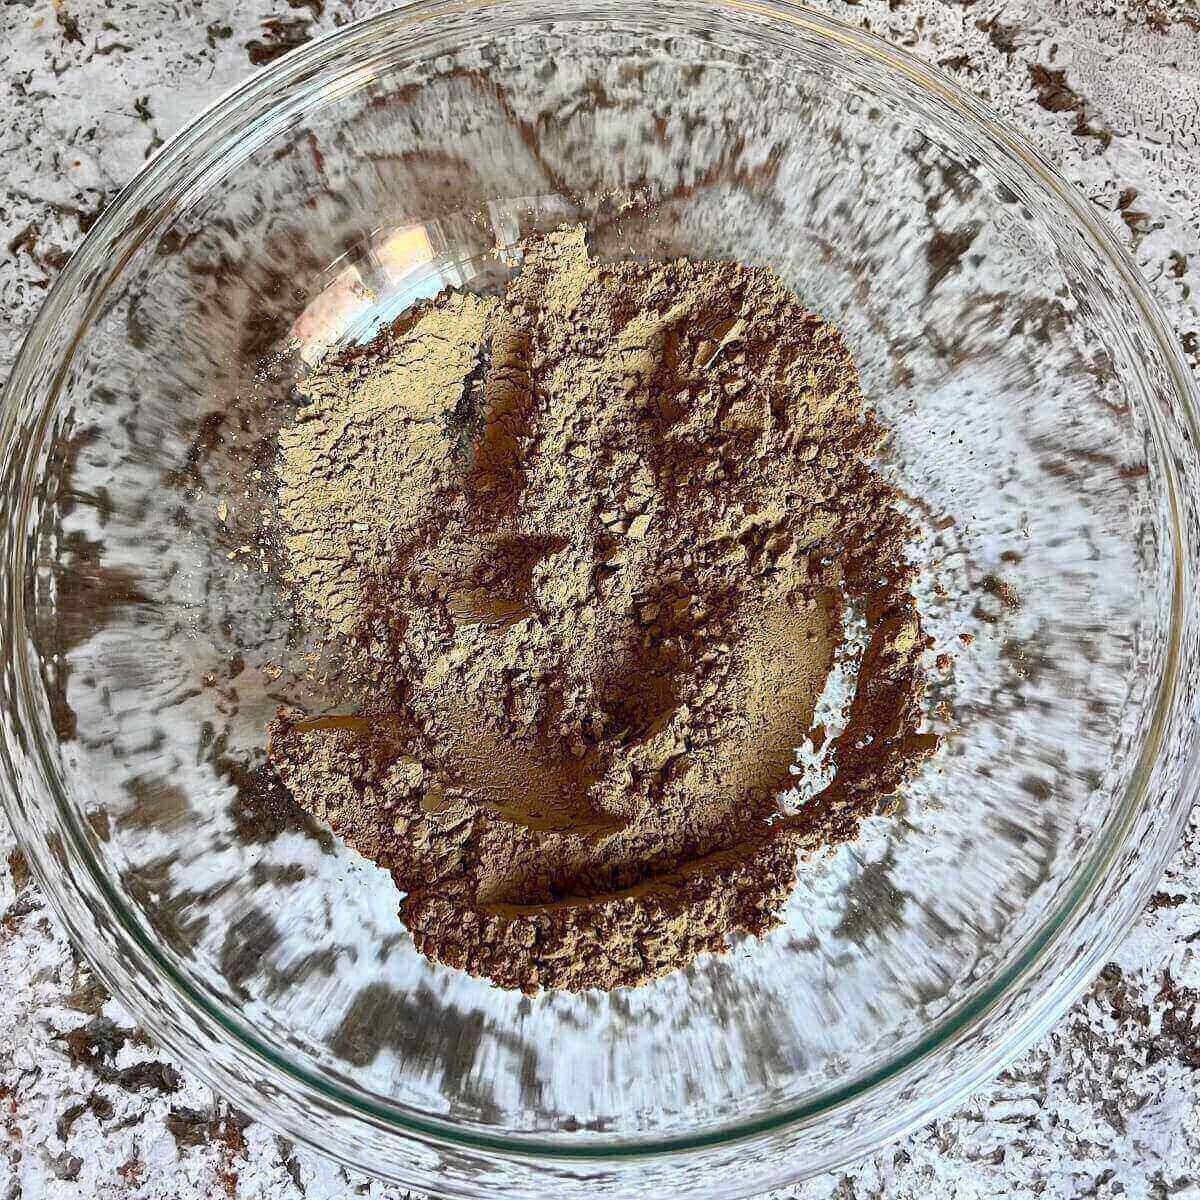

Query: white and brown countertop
[[2, 0, 1199, 1196]]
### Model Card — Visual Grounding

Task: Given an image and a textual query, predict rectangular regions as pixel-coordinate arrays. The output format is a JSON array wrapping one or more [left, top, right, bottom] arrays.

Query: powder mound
[[265, 224, 938, 994]]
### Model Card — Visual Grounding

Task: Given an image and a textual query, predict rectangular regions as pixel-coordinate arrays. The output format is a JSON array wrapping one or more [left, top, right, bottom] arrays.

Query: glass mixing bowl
[[3, 1, 1199, 1195]]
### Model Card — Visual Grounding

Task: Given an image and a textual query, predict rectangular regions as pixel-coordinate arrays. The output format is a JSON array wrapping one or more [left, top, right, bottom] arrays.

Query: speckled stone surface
[[2, 1, 1199, 1197]]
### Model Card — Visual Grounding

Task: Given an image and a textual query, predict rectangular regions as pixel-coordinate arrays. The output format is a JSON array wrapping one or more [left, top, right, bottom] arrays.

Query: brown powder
[[264, 225, 937, 993]]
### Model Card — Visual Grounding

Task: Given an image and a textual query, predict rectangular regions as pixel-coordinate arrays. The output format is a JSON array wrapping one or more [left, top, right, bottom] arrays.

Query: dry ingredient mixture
[[264, 225, 938, 993]]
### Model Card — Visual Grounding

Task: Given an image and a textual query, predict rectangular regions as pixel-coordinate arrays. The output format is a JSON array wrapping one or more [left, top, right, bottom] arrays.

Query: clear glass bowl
[[3, 2, 1198, 1195]]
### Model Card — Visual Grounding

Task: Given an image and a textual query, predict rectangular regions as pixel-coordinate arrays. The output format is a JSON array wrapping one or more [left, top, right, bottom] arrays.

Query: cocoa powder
[[265, 225, 937, 993]]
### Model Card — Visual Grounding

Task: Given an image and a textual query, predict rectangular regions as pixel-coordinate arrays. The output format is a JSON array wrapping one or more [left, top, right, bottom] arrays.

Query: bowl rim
[[3, 0, 1199, 1185]]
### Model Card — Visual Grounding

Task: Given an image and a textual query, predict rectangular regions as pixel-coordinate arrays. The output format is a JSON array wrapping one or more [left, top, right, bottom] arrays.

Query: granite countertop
[[2, 1, 1200, 1196]]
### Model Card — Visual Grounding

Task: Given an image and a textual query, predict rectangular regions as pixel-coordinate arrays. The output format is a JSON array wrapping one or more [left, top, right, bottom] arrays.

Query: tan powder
[[265, 225, 937, 993]]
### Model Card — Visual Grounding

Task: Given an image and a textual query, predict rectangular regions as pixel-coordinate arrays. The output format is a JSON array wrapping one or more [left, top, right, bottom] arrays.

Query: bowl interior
[[9, 0, 1177, 1166]]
